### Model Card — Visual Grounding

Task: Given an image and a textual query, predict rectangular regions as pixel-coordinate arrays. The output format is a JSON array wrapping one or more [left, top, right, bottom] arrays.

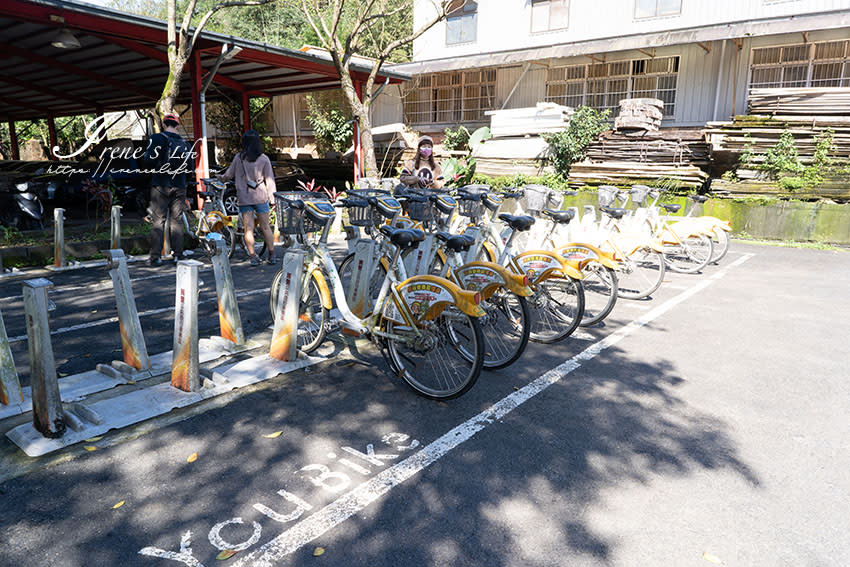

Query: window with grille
[[634, 0, 681, 19], [750, 41, 850, 88], [545, 56, 679, 116], [402, 68, 496, 125], [446, 1, 477, 45], [531, 0, 569, 33]]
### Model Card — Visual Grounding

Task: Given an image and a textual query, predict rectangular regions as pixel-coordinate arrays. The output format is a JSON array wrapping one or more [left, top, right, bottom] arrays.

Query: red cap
[[162, 112, 180, 124]]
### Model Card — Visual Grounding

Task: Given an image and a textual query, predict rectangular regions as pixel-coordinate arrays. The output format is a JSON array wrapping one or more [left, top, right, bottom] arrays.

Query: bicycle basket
[[629, 185, 650, 206], [597, 185, 619, 207], [346, 201, 373, 227], [458, 196, 483, 219], [523, 184, 552, 212], [348, 188, 391, 199]]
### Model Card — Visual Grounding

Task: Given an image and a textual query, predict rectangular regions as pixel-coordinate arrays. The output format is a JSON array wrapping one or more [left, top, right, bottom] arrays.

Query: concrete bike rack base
[[6, 352, 323, 457]]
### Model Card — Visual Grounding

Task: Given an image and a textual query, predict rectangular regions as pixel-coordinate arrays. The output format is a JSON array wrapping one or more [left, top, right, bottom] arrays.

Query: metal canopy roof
[[0, 0, 409, 122]]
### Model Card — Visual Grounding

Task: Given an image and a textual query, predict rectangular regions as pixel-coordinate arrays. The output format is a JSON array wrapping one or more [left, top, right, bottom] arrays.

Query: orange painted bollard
[[22, 278, 65, 438], [53, 208, 66, 268], [270, 250, 304, 362], [105, 249, 151, 371], [209, 238, 245, 346], [171, 259, 203, 392], [346, 239, 376, 318]]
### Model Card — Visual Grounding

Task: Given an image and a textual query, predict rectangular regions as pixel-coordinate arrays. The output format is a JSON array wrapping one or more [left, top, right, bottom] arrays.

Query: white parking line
[[6, 288, 270, 343], [231, 253, 756, 567]]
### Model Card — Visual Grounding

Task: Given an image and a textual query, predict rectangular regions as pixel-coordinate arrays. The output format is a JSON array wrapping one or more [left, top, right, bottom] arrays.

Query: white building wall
[[413, 0, 850, 63]]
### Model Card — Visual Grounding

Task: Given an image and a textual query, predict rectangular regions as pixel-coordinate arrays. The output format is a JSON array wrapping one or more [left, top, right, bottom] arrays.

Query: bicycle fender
[[454, 261, 532, 298], [513, 250, 584, 283], [311, 269, 333, 310], [481, 241, 498, 263], [394, 275, 485, 319], [556, 243, 619, 270]]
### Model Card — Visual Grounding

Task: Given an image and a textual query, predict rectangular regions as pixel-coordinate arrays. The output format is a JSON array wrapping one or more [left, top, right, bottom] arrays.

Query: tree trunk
[[357, 111, 378, 178]]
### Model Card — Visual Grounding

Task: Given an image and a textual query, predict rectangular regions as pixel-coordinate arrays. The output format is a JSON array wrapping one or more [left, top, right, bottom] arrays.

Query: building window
[[750, 41, 850, 89], [402, 68, 496, 125], [531, 0, 569, 33], [545, 56, 679, 117], [446, 1, 477, 45], [634, 0, 681, 19]]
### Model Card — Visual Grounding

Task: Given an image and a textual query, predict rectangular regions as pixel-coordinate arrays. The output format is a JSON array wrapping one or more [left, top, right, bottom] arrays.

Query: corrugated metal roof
[[0, 0, 410, 121]]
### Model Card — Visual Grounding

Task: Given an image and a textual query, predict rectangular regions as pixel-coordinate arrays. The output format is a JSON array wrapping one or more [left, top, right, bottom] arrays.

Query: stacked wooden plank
[[748, 87, 850, 116], [567, 161, 708, 188], [614, 98, 664, 132], [485, 103, 574, 138], [584, 129, 710, 167], [704, 116, 850, 164]]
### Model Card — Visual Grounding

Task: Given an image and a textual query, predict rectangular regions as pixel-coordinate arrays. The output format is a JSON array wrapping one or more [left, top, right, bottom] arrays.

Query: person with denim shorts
[[218, 130, 277, 265]]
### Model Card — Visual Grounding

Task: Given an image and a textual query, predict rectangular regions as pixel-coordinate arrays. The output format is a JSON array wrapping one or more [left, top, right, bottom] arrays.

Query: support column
[[171, 259, 203, 392], [110, 205, 122, 250], [47, 115, 58, 160], [353, 81, 364, 181], [0, 307, 23, 406], [8, 120, 19, 160], [242, 91, 251, 133], [23, 278, 65, 438], [190, 49, 206, 208], [210, 239, 245, 346], [105, 249, 151, 371]]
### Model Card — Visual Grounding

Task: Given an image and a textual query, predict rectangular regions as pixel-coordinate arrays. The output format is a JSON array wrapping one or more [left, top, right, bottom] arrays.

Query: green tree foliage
[[443, 126, 470, 152], [305, 92, 353, 155], [0, 116, 96, 159], [543, 106, 610, 179], [762, 130, 804, 177]]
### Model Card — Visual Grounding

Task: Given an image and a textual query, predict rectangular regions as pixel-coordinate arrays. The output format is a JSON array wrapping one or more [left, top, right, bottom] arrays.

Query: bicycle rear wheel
[[528, 277, 585, 343], [580, 263, 618, 327], [617, 249, 665, 300], [664, 234, 713, 274], [383, 307, 484, 400]]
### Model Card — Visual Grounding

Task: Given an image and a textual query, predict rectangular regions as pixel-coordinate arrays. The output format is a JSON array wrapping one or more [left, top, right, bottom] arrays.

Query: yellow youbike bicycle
[[269, 196, 488, 400]]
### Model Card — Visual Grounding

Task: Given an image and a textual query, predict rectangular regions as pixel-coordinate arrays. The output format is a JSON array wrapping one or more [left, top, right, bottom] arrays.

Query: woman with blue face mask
[[400, 135, 444, 189]]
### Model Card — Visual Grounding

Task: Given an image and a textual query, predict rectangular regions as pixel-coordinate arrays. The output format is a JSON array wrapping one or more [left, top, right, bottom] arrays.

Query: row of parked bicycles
[[239, 182, 732, 402]]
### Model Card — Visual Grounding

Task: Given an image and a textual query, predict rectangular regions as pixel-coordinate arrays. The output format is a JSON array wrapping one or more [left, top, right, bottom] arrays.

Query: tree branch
[[191, 0, 275, 50], [378, 0, 458, 60]]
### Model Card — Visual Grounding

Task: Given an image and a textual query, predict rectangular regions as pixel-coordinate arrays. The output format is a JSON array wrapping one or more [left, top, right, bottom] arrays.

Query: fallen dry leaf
[[83, 445, 98, 452], [312, 547, 325, 557], [216, 549, 238, 560], [187, 452, 198, 463], [112, 500, 125, 509], [85, 436, 103, 442], [91, 309, 98, 314], [702, 552, 722, 564], [262, 431, 283, 439], [59, 372, 68, 377], [84, 354, 90, 358]]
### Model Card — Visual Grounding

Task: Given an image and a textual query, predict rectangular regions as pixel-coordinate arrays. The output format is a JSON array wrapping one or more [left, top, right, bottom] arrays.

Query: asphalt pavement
[[0, 241, 848, 567]]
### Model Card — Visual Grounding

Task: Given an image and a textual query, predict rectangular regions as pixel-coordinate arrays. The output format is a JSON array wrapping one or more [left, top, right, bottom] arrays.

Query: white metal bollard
[[22, 278, 65, 438], [105, 249, 151, 371], [270, 249, 304, 362], [0, 307, 23, 406], [346, 239, 377, 318], [53, 208, 66, 268], [210, 239, 245, 346], [171, 259, 203, 392], [110, 205, 122, 250]]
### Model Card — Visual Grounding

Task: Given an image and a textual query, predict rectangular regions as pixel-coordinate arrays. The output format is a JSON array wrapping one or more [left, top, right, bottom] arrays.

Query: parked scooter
[[0, 181, 44, 230]]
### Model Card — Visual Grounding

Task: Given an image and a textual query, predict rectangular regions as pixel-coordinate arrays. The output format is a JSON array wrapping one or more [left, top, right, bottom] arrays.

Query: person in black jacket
[[144, 112, 196, 266]]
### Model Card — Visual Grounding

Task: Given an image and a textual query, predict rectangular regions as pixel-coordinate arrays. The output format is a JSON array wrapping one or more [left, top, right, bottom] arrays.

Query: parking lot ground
[[0, 241, 848, 567]]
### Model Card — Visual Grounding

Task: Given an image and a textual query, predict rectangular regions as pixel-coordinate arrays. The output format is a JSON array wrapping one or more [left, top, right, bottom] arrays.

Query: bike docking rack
[[4, 244, 318, 457], [46, 206, 141, 272]]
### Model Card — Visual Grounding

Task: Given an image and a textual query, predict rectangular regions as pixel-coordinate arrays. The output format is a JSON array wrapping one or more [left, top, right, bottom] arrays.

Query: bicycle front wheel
[[479, 290, 531, 369], [617, 249, 665, 300], [580, 263, 618, 327], [528, 276, 585, 343], [664, 234, 713, 274], [384, 307, 484, 400], [269, 269, 329, 353], [710, 227, 730, 264]]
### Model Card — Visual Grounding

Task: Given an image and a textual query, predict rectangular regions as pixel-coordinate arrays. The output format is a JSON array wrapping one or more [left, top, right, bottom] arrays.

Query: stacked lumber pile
[[704, 116, 850, 165], [485, 102, 574, 138], [748, 87, 850, 116], [614, 98, 663, 132], [567, 161, 708, 188], [585, 129, 710, 167]]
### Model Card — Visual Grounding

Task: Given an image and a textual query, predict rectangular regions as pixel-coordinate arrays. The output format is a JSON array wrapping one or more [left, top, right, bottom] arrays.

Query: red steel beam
[[47, 115, 58, 159], [241, 91, 251, 133], [8, 120, 19, 160], [0, 75, 98, 109], [0, 93, 52, 114], [190, 50, 205, 203]]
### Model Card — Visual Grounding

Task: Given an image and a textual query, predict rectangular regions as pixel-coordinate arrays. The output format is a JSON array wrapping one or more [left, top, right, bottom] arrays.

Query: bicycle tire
[[480, 291, 531, 369], [617, 249, 665, 300], [664, 234, 713, 274], [269, 268, 329, 353], [223, 226, 236, 259], [337, 252, 387, 313], [383, 308, 484, 400], [580, 263, 619, 327], [528, 276, 585, 343], [710, 227, 730, 264]]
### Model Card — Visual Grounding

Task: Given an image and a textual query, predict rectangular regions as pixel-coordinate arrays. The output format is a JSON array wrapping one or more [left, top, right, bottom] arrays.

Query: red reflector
[[473, 292, 481, 305], [522, 275, 529, 287]]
